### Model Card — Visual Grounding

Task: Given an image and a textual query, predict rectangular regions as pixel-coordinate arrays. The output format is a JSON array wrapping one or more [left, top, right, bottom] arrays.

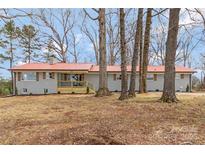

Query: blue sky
[[0, 8, 205, 79], [0, 9, 97, 78]]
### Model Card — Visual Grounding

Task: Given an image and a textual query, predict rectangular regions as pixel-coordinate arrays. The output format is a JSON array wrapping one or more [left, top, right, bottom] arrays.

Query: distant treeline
[[0, 79, 12, 96]]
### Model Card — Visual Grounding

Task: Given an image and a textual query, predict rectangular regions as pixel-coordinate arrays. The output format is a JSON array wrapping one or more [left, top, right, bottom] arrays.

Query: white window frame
[[147, 74, 154, 80], [117, 74, 121, 80], [21, 72, 36, 81], [22, 88, 28, 94], [45, 72, 54, 79]]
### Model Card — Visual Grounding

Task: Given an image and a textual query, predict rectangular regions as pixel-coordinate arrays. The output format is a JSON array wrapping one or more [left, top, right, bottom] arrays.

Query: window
[[153, 74, 157, 81], [44, 72, 55, 79], [44, 88, 48, 94], [115, 74, 128, 80], [147, 74, 153, 80], [117, 75, 122, 80], [180, 74, 184, 79], [43, 72, 46, 79], [22, 72, 36, 81], [63, 74, 70, 81], [113, 74, 117, 80], [36, 72, 39, 81], [47, 73, 53, 79], [23, 88, 27, 93]]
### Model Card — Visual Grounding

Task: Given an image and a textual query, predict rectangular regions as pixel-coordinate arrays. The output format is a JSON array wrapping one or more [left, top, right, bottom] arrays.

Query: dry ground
[[0, 93, 204, 145]]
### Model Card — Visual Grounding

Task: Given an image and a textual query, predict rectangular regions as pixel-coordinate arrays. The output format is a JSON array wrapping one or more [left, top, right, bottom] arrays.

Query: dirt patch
[[0, 92, 205, 144]]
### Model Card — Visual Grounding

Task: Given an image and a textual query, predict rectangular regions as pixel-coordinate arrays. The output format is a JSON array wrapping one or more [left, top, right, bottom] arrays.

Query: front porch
[[57, 73, 95, 94]]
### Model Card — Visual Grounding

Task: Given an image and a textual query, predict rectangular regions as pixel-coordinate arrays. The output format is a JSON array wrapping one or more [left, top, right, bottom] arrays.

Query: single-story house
[[10, 62, 195, 95]]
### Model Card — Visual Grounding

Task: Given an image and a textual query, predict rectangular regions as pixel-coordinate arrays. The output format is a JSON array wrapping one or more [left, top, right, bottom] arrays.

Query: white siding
[[175, 74, 190, 91], [16, 72, 57, 95], [15, 71, 191, 95], [147, 74, 163, 91], [85, 73, 191, 92], [84, 73, 99, 90]]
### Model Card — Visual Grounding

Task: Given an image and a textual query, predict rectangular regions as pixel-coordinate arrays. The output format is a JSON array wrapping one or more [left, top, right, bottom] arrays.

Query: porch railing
[[57, 80, 96, 93], [58, 80, 87, 87]]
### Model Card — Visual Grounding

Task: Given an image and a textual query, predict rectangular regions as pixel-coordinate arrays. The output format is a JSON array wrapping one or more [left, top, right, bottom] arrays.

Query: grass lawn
[[0, 93, 204, 145]]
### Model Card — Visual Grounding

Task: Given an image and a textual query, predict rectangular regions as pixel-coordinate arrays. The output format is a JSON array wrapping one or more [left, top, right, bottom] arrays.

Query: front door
[[71, 74, 84, 81], [71, 74, 84, 86]]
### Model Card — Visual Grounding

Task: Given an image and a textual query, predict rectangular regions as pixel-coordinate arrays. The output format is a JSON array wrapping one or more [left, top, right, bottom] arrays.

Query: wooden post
[[13, 72, 16, 95]]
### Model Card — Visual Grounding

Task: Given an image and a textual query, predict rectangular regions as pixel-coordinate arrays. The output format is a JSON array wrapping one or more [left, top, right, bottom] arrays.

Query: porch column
[[13, 72, 17, 95]]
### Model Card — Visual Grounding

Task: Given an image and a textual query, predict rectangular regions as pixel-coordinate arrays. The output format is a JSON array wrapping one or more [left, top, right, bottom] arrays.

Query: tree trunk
[[128, 8, 143, 97], [10, 40, 14, 94], [28, 36, 31, 63], [109, 45, 115, 65], [119, 8, 128, 100], [142, 8, 152, 93], [96, 8, 110, 97], [62, 50, 67, 63], [160, 8, 181, 103], [138, 12, 144, 93], [94, 45, 99, 65]]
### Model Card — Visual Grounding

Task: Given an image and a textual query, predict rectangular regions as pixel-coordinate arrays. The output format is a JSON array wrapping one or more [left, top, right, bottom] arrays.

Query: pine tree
[[0, 20, 19, 94], [18, 25, 41, 63]]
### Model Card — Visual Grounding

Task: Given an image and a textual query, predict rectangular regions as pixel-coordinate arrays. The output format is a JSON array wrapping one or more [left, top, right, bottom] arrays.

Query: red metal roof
[[90, 65, 195, 73], [10, 63, 195, 73], [10, 63, 93, 71]]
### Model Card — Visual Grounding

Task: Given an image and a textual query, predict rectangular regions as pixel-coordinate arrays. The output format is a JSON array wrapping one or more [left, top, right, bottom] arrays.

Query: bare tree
[[33, 9, 74, 63], [142, 8, 153, 93], [150, 12, 169, 65], [160, 8, 181, 103], [96, 8, 111, 96], [69, 30, 81, 63], [81, 16, 99, 64], [83, 9, 111, 96], [119, 8, 128, 100], [0, 9, 32, 20], [138, 12, 144, 94], [177, 32, 200, 67], [150, 8, 202, 66], [106, 9, 120, 65], [128, 8, 143, 97], [125, 9, 138, 65]]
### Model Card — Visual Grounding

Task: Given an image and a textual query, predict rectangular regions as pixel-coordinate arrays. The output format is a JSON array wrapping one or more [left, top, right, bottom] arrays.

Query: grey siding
[[16, 72, 57, 95]]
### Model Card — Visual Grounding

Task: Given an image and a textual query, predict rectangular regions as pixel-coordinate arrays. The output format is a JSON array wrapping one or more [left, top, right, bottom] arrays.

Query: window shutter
[[36, 72, 39, 81], [18, 72, 21, 81], [181, 74, 184, 79], [113, 74, 116, 80], [154, 74, 157, 81], [43, 72, 46, 79], [52, 72, 55, 79]]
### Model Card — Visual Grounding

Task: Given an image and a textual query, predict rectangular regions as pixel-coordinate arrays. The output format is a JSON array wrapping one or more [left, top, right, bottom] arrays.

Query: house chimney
[[49, 55, 56, 65]]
